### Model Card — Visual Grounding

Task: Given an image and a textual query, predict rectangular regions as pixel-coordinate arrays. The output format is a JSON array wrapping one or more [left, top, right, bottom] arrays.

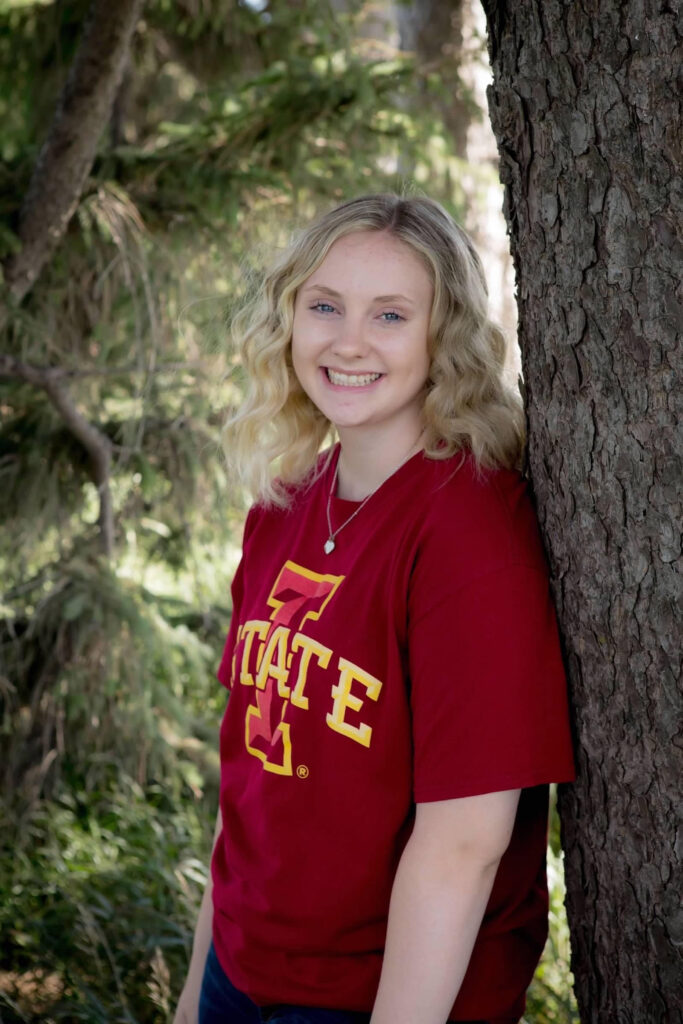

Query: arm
[[370, 788, 520, 1024], [173, 807, 223, 1024]]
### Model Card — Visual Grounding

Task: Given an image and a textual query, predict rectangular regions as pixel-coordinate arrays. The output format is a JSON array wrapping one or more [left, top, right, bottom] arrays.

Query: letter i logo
[[245, 561, 344, 775]]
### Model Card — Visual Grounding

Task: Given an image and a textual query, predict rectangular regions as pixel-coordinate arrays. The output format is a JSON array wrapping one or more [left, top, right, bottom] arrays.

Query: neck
[[335, 425, 425, 501]]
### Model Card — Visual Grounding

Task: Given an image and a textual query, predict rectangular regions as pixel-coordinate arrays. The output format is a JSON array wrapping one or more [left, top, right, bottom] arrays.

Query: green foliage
[[1, 554, 224, 788], [0, 775, 214, 1023], [0, 0, 88, 164], [524, 791, 580, 1024], [0, 0, 577, 1020]]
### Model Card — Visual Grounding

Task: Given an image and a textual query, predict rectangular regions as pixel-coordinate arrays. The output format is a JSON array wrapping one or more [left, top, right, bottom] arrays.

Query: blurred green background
[[0, 1, 577, 1020]]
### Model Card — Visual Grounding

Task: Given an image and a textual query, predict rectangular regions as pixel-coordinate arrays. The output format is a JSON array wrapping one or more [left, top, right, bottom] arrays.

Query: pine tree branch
[[46, 381, 114, 560], [0, 357, 115, 559], [1, 0, 144, 320]]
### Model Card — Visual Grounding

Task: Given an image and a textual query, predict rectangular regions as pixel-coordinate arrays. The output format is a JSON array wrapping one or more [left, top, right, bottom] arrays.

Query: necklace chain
[[324, 442, 422, 555]]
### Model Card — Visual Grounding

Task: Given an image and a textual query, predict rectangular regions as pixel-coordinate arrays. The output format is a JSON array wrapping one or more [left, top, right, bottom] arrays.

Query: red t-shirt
[[211, 446, 575, 1020]]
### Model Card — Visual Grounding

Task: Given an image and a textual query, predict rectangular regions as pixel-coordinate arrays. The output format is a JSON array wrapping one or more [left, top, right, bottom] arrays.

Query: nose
[[330, 315, 370, 360]]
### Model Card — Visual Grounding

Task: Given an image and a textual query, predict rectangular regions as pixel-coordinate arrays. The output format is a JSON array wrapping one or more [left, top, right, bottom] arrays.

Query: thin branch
[[44, 379, 114, 559], [0, 356, 115, 559]]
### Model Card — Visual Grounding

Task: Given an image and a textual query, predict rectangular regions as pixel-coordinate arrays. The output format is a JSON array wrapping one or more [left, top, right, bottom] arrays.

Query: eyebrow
[[302, 284, 416, 306]]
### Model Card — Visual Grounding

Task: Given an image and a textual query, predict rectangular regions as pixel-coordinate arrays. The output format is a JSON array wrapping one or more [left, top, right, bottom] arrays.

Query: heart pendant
[[324, 538, 335, 555]]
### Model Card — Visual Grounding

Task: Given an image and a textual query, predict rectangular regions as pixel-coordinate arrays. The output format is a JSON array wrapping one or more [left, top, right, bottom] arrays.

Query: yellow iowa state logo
[[231, 561, 383, 776]]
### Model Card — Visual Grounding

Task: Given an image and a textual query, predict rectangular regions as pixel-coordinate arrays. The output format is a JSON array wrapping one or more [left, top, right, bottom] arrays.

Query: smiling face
[[291, 230, 433, 447]]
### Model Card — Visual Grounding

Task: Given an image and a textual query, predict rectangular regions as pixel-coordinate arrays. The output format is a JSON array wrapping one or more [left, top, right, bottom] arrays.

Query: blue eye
[[380, 311, 404, 322], [310, 302, 336, 314]]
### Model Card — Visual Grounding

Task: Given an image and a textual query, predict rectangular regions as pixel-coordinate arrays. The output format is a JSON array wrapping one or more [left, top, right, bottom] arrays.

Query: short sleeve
[[216, 505, 260, 688], [408, 553, 575, 803]]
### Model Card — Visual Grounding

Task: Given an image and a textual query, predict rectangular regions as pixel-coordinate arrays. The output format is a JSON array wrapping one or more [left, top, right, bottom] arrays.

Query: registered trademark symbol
[[296, 764, 309, 779]]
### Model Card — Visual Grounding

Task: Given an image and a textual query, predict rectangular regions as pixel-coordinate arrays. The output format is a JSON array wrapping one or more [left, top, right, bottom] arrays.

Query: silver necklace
[[324, 443, 422, 555]]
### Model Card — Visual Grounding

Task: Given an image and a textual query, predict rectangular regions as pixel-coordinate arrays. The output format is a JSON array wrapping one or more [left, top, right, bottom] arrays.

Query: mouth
[[324, 367, 384, 388]]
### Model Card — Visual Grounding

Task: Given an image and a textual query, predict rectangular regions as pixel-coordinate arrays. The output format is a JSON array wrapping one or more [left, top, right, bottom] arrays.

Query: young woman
[[174, 194, 575, 1024]]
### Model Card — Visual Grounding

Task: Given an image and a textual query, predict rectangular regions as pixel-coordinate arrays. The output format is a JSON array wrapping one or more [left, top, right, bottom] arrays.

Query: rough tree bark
[[481, 2, 682, 1021]]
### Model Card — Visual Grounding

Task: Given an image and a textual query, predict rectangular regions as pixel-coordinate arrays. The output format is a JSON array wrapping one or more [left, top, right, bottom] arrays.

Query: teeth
[[327, 369, 382, 387]]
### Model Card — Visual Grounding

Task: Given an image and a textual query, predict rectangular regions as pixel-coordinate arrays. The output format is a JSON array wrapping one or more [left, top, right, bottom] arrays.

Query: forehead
[[303, 230, 433, 300]]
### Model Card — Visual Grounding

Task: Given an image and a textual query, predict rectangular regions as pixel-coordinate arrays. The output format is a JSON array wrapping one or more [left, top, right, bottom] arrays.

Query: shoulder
[[413, 452, 549, 584]]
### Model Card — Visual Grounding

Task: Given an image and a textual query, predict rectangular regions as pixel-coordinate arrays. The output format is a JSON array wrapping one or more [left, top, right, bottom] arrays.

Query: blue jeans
[[198, 942, 372, 1024]]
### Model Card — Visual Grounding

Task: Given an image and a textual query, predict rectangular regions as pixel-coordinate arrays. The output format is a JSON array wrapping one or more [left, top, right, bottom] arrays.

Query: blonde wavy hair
[[224, 193, 525, 506]]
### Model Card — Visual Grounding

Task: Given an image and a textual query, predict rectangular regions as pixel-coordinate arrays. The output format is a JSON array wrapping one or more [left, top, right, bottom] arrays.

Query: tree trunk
[[395, 0, 470, 157], [481, 1, 682, 1021], [2, 0, 143, 308]]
